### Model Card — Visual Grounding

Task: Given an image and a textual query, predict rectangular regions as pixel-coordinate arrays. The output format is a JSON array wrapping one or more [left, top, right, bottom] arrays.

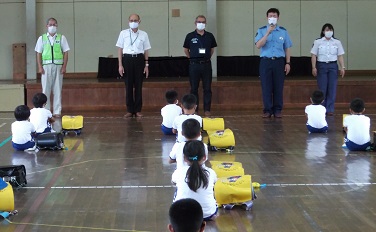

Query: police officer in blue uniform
[[311, 23, 345, 116], [255, 8, 292, 118], [183, 15, 217, 117]]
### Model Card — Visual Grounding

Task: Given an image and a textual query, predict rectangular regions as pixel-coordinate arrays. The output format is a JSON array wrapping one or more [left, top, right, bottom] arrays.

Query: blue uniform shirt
[[255, 25, 292, 58]]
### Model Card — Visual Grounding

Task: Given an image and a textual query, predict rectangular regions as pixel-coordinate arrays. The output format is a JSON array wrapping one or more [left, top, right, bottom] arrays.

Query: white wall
[[0, 0, 375, 79]]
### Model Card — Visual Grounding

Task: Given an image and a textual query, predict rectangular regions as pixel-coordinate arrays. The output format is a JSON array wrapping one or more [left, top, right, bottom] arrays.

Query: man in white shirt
[[116, 14, 151, 118], [35, 17, 70, 117]]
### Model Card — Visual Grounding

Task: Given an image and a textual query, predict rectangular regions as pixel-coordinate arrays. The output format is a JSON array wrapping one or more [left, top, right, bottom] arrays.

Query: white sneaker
[[24, 144, 37, 151]]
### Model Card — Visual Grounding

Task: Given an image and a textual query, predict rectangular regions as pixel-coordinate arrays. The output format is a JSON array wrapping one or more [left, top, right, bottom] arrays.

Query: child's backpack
[[207, 129, 236, 151], [36, 132, 64, 150], [214, 175, 257, 210], [210, 161, 244, 178], [62, 115, 84, 135]]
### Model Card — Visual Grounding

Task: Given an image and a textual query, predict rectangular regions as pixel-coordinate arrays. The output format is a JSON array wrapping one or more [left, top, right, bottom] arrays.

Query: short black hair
[[181, 94, 197, 110], [169, 198, 204, 232], [182, 119, 201, 139], [320, 23, 335, 38], [14, 105, 30, 121], [350, 98, 365, 113], [311, 90, 324, 105], [32, 93, 48, 108], [165, 90, 178, 104], [267, 8, 280, 17]]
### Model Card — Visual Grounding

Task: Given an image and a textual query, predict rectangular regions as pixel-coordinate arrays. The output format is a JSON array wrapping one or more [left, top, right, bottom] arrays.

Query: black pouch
[[0, 165, 27, 187], [36, 132, 64, 150]]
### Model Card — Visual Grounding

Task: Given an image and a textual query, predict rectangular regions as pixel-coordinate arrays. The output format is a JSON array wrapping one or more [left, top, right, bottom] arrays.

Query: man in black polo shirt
[[183, 15, 217, 117]]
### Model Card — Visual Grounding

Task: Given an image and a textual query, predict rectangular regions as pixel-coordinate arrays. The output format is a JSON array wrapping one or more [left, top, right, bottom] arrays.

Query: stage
[[23, 75, 376, 113]]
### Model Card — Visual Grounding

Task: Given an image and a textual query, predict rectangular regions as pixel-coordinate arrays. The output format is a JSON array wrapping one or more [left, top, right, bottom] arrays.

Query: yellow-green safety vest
[[42, 34, 64, 65]]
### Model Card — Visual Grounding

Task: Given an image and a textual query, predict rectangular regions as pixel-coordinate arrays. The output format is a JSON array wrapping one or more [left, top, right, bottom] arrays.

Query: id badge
[[199, 48, 206, 54]]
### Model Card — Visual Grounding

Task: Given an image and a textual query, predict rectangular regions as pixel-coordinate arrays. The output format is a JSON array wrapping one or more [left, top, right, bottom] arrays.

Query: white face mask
[[48, 26, 57, 34], [129, 22, 139, 29], [196, 23, 205, 31], [268, 17, 278, 25], [324, 31, 333, 38]]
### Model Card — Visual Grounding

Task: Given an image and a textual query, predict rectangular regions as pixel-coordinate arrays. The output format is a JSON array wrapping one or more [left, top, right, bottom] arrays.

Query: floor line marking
[[22, 183, 376, 189], [0, 135, 12, 148]]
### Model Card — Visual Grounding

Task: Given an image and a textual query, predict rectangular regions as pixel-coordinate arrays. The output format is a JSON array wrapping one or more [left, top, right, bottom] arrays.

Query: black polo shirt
[[183, 30, 217, 61]]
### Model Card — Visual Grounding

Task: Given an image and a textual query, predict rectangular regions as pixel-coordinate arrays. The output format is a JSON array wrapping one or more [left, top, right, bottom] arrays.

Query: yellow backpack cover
[[0, 183, 14, 211], [62, 115, 84, 130], [203, 118, 225, 131], [210, 161, 244, 178], [214, 175, 254, 206], [207, 129, 235, 148]]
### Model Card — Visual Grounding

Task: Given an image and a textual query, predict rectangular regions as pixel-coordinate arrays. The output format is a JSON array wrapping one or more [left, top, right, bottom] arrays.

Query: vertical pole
[[26, 0, 37, 80], [207, 0, 217, 80]]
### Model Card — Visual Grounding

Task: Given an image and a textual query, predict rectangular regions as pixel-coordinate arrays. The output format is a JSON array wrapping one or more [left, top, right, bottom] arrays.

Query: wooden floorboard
[[0, 110, 375, 231]]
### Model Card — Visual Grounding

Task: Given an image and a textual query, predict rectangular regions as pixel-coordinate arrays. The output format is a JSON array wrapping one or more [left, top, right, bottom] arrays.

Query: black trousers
[[189, 62, 212, 112], [122, 54, 145, 113]]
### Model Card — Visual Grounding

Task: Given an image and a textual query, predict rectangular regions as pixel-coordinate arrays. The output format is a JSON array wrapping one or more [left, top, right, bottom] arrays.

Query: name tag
[[199, 48, 206, 54]]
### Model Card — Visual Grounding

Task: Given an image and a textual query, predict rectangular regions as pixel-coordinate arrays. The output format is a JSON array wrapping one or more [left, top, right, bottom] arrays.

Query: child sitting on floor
[[29, 93, 55, 135], [305, 90, 328, 133], [169, 118, 208, 170], [172, 94, 202, 142], [171, 140, 217, 221], [11, 105, 36, 151], [168, 198, 206, 232], [343, 98, 371, 151], [161, 90, 182, 135]]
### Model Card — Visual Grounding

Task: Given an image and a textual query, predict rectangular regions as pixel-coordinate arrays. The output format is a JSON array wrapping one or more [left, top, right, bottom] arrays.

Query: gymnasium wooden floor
[[0, 109, 375, 232]]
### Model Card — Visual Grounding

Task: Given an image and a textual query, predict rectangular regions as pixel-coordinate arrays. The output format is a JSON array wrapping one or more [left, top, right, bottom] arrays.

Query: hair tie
[[189, 155, 198, 161]]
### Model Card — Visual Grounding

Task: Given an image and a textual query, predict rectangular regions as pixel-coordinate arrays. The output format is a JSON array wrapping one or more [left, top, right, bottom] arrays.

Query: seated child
[[169, 119, 208, 170], [29, 93, 55, 135], [343, 98, 371, 151], [305, 90, 328, 133], [171, 140, 217, 221], [168, 198, 206, 232], [161, 90, 182, 135], [11, 105, 36, 151], [172, 94, 202, 142]]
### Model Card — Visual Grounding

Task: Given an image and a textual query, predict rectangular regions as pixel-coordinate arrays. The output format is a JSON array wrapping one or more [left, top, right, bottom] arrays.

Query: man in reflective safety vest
[[35, 17, 70, 117]]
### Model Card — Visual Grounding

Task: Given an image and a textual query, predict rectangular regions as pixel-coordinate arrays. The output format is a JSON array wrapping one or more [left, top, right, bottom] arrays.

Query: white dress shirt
[[116, 28, 151, 54], [310, 37, 345, 62]]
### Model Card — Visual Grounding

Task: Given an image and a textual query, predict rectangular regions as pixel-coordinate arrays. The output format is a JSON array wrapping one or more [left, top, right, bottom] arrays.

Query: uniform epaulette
[[259, 26, 267, 29], [279, 26, 286, 30], [315, 37, 321, 40]]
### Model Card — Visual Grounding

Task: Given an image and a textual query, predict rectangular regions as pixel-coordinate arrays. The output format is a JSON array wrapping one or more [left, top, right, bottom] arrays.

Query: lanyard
[[196, 32, 206, 48], [129, 30, 139, 46]]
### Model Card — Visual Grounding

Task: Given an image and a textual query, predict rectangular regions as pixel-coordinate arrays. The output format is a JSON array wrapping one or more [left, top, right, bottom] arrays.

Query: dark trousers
[[123, 55, 145, 114], [316, 62, 338, 113], [189, 62, 212, 112], [259, 58, 285, 114]]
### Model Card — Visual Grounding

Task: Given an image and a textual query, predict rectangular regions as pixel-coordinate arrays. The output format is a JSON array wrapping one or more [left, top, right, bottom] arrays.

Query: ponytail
[[183, 141, 208, 192]]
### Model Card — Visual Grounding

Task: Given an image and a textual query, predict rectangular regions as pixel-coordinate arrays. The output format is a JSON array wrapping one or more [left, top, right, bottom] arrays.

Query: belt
[[318, 61, 337, 64], [190, 60, 210, 64], [123, 53, 143, 58], [262, 57, 283, 60]]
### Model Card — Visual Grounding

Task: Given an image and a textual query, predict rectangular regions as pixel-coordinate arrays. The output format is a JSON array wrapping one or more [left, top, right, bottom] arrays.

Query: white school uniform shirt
[[343, 114, 370, 145], [172, 114, 202, 142], [305, 104, 328, 128], [11, 121, 35, 144], [35, 33, 70, 54], [172, 166, 217, 218], [161, 104, 182, 128], [310, 37, 345, 62], [30, 108, 53, 133], [169, 141, 209, 170], [116, 28, 151, 54]]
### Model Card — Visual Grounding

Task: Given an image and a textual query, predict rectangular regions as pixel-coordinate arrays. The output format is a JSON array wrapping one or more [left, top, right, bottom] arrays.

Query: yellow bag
[[0, 183, 14, 211], [343, 114, 349, 128], [207, 129, 235, 150], [62, 115, 84, 135], [210, 161, 244, 178], [214, 175, 255, 206], [203, 118, 225, 131]]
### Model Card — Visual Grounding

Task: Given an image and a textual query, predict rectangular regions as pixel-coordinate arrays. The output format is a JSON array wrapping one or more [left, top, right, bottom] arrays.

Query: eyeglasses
[[129, 20, 139, 22], [196, 21, 206, 23]]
